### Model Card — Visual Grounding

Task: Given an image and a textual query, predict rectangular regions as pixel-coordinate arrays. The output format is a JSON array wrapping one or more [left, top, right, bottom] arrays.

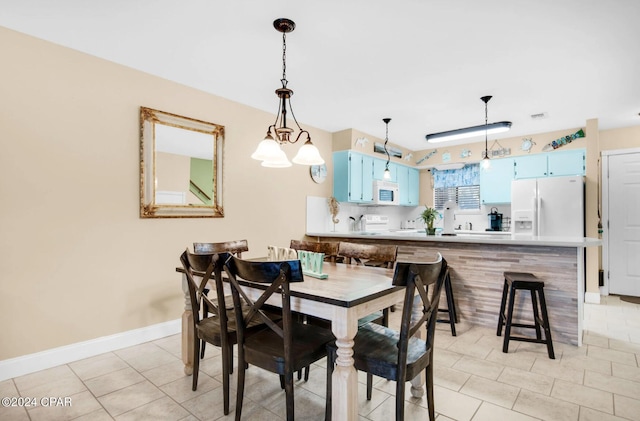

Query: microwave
[[373, 180, 399, 205]]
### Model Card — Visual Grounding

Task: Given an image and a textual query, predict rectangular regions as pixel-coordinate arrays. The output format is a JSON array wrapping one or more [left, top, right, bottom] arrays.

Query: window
[[432, 164, 480, 210]]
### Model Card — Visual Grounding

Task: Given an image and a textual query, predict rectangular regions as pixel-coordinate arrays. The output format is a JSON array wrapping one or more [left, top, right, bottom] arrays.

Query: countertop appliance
[[442, 200, 458, 235], [511, 175, 584, 236], [372, 180, 399, 205], [362, 214, 389, 232], [487, 207, 503, 231]]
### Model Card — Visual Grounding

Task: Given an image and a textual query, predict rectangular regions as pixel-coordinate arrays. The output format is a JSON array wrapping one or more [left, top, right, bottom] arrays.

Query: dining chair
[[193, 240, 249, 358], [289, 239, 339, 263], [337, 241, 399, 326], [326, 254, 447, 421], [180, 249, 274, 416], [224, 256, 335, 421]]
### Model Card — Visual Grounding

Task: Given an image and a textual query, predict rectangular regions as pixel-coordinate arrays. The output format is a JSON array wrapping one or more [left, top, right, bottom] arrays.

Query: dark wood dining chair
[[337, 241, 399, 326], [326, 254, 447, 421], [289, 239, 339, 263], [180, 249, 273, 416], [193, 240, 249, 358], [224, 256, 335, 421]]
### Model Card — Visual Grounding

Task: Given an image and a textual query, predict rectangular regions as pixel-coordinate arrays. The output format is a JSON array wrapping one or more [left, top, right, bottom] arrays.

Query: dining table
[[177, 260, 427, 420]]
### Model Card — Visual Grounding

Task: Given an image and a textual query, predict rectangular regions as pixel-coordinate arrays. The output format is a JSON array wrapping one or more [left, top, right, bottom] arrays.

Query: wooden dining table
[[178, 261, 427, 420]]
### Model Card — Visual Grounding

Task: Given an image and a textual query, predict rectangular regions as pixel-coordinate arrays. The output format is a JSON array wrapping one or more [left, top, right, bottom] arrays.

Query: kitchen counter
[[305, 231, 602, 346], [307, 230, 602, 248]]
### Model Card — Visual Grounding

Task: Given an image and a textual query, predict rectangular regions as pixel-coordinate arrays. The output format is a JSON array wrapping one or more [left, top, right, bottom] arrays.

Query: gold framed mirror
[[140, 107, 224, 218]]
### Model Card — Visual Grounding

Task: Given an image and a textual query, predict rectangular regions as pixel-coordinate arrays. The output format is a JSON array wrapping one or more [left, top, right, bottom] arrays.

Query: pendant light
[[481, 95, 492, 170], [382, 118, 392, 179], [251, 18, 324, 168]]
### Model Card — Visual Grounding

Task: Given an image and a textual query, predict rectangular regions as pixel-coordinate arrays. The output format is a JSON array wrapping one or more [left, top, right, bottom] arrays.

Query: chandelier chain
[[281, 32, 287, 86]]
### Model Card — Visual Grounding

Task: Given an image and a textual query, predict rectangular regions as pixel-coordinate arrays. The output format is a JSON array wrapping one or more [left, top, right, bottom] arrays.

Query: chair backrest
[[337, 242, 398, 268], [394, 253, 446, 371], [290, 239, 339, 263], [179, 250, 232, 326], [224, 256, 304, 373], [193, 239, 249, 257]]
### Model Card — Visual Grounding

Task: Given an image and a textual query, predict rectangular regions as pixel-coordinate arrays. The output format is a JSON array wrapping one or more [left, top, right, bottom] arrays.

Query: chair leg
[[192, 339, 200, 392], [304, 365, 310, 382], [221, 343, 230, 415], [445, 275, 457, 336], [530, 289, 542, 340], [426, 365, 435, 421], [200, 340, 206, 359], [279, 374, 285, 389], [284, 371, 295, 421], [235, 354, 246, 421], [382, 308, 390, 327], [229, 344, 234, 374], [395, 375, 406, 421], [326, 349, 334, 421], [366, 373, 373, 400]]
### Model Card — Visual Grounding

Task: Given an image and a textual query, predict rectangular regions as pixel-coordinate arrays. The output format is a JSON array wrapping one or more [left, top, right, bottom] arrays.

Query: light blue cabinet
[[548, 149, 585, 176], [332, 151, 374, 203], [395, 164, 420, 206], [514, 154, 548, 179], [373, 158, 397, 182], [514, 149, 585, 179], [480, 158, 514, 204]]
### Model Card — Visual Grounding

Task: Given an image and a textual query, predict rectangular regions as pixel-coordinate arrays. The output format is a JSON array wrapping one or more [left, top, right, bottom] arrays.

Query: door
[[536, 176, 584, 237], [607, 151, 640, 296], [514, 154, 548, 179], [481, 158, 514, 204], [548, 149, 585, 177]]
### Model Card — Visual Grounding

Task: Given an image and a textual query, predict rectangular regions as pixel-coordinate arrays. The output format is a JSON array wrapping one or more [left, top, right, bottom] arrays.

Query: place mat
[[619, 295, 640, 305]]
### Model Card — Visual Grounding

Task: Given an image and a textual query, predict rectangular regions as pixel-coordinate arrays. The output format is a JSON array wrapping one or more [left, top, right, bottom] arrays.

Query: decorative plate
[[521, 138, 535, 152], [310, 164, 327, 184]]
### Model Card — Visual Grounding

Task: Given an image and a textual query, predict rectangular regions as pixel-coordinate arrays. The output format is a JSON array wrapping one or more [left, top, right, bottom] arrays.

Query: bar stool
[[437, 268, 458, 336], [497, 272, 555, 359]]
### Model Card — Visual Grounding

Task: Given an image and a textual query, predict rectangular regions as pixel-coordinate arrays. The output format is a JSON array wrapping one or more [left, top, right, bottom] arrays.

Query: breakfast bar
[[306, 231, 601, 346]]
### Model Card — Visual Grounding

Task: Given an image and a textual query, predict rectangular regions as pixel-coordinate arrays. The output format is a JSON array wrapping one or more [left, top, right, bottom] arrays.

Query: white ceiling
[[1, 0, 639, 151]]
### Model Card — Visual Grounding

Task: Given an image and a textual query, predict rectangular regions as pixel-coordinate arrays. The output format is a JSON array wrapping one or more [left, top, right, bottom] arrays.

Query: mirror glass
[[140, 107, 224, 218]]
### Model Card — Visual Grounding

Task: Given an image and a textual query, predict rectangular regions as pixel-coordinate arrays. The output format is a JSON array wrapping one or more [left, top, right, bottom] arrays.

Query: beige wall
[[0, 27, 332, 360]]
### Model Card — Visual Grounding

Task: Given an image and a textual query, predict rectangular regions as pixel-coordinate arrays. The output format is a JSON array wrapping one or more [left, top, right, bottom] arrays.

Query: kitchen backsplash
[[306, 196, 511, 233]]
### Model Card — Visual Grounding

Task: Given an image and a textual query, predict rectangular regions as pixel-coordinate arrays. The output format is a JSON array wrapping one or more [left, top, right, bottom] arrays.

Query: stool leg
[[530, 289, 542, 340], [445, 274, 457, 336], [537, 289, 555, 359], [497, 279, 509, 336], [503, 284, 517, 353]]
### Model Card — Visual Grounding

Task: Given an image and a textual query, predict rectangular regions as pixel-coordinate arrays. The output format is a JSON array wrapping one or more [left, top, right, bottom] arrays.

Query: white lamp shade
[[481, 158, 491, 169], [383, 168, 391, 179], [251, 137, 281, 161], [292, 142, 324, 165], [261, 148, 292, 168]]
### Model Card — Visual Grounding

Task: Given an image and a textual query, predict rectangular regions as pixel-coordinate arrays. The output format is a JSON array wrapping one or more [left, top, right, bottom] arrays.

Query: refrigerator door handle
[[536, 195, 542, 236]]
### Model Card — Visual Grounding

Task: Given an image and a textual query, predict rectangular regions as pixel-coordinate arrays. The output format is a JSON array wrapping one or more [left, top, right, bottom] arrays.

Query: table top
[[178, 262, 399, 309]]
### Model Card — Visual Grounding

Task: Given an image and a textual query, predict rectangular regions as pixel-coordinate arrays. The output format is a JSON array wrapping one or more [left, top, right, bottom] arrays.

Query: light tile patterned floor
[[1, 295, 639, 420]]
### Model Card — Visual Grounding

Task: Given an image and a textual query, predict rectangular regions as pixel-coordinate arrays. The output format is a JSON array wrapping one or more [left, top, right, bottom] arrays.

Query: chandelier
[[251, 18, 324, 168]]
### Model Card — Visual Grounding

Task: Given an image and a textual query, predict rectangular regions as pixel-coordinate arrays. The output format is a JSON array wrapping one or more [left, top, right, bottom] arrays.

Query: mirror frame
[[140, 107, 224, 218]]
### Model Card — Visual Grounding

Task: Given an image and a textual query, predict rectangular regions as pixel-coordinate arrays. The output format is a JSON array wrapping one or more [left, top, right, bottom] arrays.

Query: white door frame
[[601, 147, 640, 296]]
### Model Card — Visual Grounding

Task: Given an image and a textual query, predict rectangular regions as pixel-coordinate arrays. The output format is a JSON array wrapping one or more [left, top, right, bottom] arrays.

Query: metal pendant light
[[481, 95, 492, 169], [382, 118, 392, 179], [251, 18, 324, 168]]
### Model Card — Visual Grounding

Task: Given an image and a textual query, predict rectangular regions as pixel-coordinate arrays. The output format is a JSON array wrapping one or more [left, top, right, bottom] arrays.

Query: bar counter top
[[306, 230, 602, 248]]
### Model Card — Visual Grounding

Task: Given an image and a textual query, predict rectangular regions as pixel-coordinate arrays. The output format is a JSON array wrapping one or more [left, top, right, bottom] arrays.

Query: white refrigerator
[[511, 175, 585, 237]]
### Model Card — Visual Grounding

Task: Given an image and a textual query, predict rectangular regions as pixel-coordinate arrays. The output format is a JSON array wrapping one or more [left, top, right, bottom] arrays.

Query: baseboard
[[585, 292, 601, 304], [0, 318, 181, 382]]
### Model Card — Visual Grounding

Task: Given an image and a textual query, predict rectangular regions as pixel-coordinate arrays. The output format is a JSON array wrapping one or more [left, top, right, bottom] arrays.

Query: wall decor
[[460, 149, 472, 158], [542, 129, 585, 151], [416, 149, 438, 164], [355, 137, 369, 148], [442, 152, 451, 163], [140, 107, 224, 218], [374, 142, 403, 158], [310, 163, 327, 184], [521, 137, 535, 153]]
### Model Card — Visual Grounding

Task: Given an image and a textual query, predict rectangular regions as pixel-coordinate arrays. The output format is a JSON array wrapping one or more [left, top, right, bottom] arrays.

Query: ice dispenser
[[513, 210, 534, 235]]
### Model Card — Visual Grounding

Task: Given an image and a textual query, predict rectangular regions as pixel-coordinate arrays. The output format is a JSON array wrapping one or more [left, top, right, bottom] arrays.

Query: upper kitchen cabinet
[[514, 149, 585, 179], [480, 158, 514, 204], [373, 158, 397, 182], [396, 164, 420, 206], [514, 154, 548, 179], [547, 149, 585, 176], [333, 151, 374, 203]]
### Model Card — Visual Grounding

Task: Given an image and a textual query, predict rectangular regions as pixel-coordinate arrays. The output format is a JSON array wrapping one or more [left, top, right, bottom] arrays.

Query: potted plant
[[420, 206, 439, 235]]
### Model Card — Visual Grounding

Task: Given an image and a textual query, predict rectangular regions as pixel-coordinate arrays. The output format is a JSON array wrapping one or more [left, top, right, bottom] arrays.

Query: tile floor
[[1, 295, 639, 421]]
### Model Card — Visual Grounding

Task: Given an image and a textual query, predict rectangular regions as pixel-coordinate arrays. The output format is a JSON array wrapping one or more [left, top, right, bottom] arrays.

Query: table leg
[[410, 294, 426, 397], [331, 307, 358, 421], [181, 273, 194, 375]]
